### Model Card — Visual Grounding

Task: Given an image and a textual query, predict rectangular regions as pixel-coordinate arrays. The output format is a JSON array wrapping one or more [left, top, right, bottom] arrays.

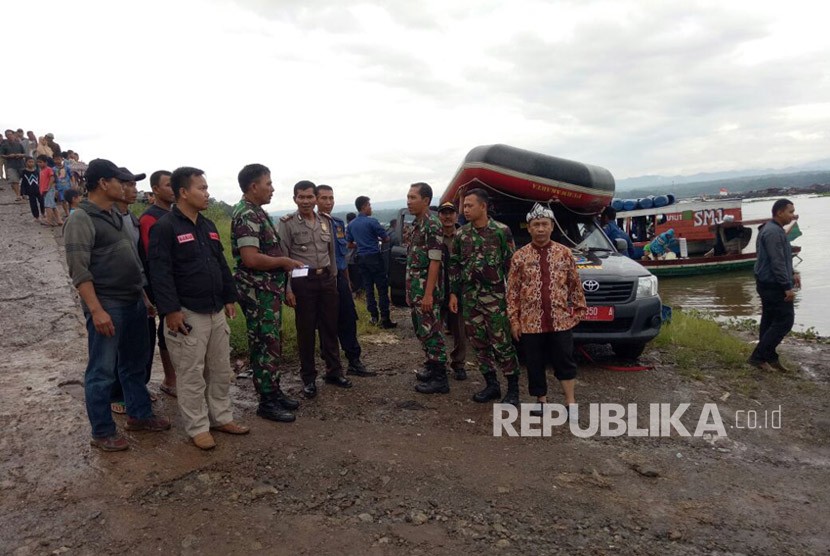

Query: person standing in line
[[231, 164, 305, 423], [64, 159, 171, 452], [37, 155, 61, 226], [149, 166, 248, 450], [109, 169, 149, 414], [44, 132, 61, 157], [436, 201, 467, 381], [345, 212, 363, 294], [53, 153, 75, 218], [448, 190, 520, 405], [405, 182, 450, 394], [346, 196, 397, 328], [316, 185, 375, 377], [139, 170, 178, 398], [278, 181, 352, 399], [1, 129, 26, 200], [748, 199, 800, 372], [20, 156, 45, 223], [507, 203, 587, 416]]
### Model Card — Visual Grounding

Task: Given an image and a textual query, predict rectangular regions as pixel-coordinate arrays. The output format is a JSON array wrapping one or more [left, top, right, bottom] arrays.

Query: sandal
[[111, 401, 126, 414], [149, 392, 158, 402], [159, 383, 177, 398]]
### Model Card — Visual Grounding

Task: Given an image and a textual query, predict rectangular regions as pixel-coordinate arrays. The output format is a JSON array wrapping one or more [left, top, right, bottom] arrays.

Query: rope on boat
[[453, 178, 584, 248]]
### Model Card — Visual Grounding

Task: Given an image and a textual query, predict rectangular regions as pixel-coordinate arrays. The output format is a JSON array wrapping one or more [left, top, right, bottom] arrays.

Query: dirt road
[[1, 185, 828, 555]]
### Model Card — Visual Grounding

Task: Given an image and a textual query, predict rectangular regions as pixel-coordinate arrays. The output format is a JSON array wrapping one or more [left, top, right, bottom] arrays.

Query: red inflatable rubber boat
[[439, 144, 615, 214]]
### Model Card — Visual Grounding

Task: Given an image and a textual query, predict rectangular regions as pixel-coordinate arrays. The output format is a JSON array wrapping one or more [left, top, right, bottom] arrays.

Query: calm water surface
[[657, 194, 829, 336]]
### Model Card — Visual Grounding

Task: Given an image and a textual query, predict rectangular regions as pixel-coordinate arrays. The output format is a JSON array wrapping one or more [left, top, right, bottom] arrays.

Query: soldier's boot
[[275, 387, 300, 410], [415, 365, 434, 382], [257, 392, 296, 423], [500, 374, 520, 408], [472, 372, 501, 403], [414, 362, 450, 394]]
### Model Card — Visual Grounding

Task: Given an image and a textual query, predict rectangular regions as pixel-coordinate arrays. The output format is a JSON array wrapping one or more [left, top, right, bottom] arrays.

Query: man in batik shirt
[[507, 203, 587, 416]]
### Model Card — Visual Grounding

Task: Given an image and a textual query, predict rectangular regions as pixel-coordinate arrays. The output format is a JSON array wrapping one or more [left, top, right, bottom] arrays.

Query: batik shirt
[[507, 241, 587, 333]]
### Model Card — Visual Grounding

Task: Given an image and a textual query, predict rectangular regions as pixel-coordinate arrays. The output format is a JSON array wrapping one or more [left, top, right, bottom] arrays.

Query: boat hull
[[644, 246, 802, 277], [440, 144, 615, 214]]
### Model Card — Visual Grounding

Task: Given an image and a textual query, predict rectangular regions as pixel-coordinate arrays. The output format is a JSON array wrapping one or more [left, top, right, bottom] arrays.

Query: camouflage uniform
[[449, 218, 519, 377], [406, 212, 447, 364], [231, 198, 287, 395]]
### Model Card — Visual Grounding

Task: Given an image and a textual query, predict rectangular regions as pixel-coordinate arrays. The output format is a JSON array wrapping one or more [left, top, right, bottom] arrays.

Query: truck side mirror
[[614, 238, 628, 252]]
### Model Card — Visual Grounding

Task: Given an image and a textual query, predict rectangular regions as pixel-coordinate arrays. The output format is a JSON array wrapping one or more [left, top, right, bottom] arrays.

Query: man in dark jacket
[[149, 167, 248, 450], [749, 198, 800, 372], [64, 159, 171, 452]]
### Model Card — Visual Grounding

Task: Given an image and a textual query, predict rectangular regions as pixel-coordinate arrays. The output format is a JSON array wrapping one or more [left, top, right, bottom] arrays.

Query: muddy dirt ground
[[1, 185, 829, 555]]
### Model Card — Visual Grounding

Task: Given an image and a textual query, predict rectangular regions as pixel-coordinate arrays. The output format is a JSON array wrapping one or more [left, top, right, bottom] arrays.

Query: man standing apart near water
[[231, 164, 305, 423], [149, 167, 248, 450], [406, 182, 450, 394], [507, 203, 587, 415], [279, 181, 353, 398], [448, 189, 520, 404], [748, 198, 800, 372], [346, 196, 397, 329], [437, 201, 467, 381], [316, 185, 375, 377], [64, 159, 171, 451]]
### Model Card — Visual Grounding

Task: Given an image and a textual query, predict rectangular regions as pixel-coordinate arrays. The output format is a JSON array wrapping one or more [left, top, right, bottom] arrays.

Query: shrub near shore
[[132, 201, 382, 357]]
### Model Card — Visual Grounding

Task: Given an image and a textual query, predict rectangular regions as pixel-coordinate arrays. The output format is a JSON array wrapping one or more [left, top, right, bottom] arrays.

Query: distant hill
[[616, 158, 830, 191], [617, 170, 830, 200]]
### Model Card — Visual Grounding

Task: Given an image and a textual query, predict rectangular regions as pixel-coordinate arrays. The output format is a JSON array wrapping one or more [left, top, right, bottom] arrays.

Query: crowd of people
[[13, 147, 585, 452], [1, 129, 88, 227], [5, 132, 800, 454]]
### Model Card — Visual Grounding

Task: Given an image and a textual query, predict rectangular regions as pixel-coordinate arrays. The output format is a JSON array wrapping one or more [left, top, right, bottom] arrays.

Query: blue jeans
[[358, 252, 390, 321], [84, 298, 152, 438]]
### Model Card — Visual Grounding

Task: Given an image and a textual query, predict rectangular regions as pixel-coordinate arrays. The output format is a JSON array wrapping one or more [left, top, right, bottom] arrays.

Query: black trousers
[[358, 252, 391, 321], [321, 270, 361, 363], [293, 271, 342, 383], [522, 330, 577, 397], [750, 283, 795, 364]]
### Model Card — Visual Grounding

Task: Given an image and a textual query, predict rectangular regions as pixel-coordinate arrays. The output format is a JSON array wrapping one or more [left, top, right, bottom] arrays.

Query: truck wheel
[[611, 342, 646, 360]]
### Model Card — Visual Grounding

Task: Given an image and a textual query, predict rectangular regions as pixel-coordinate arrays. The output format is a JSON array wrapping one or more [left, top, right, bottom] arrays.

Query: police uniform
[[278, 211, 346, 388]]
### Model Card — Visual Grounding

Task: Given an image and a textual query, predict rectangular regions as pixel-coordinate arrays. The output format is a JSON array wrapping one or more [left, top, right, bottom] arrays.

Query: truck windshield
[[574, 221, 614, 252]]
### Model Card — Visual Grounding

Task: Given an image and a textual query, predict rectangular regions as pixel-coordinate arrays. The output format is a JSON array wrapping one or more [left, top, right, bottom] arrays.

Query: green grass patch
[[132, 201, 385, 358], [654, 309, 753, 379]]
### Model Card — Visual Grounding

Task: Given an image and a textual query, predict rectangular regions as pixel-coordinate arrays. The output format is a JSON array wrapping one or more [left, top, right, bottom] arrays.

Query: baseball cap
[[85, 159, 136, 185], [438, 201, 457, 213], [45, 133, 54, 139], [118, 167, 147, 182]]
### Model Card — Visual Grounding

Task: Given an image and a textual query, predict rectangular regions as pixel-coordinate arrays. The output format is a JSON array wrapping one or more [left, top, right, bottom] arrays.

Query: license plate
[[582, 306, 615, 321]]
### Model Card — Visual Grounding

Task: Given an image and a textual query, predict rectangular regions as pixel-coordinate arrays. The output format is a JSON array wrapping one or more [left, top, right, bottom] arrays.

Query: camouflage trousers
[[238, 286, 283, 395], [462, 291, 519, 377], [410, 301, 448, 364]]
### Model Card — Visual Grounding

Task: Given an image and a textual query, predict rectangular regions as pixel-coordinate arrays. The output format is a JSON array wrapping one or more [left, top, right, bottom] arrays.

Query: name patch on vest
[[177, 233, 195, 244]]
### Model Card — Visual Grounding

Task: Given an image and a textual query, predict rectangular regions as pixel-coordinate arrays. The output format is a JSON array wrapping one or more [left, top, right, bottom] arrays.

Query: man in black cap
[[64, 159, 171, 452], [109, 168, 149, 415], [436, 201, 467, 380]]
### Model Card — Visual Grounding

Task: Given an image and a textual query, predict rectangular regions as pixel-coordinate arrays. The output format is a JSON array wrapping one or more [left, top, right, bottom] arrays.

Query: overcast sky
[[6, 0, 829, 210]]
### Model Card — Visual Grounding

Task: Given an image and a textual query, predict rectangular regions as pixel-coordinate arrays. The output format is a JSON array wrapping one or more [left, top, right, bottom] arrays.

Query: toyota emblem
[[582, 280, 600, 292]]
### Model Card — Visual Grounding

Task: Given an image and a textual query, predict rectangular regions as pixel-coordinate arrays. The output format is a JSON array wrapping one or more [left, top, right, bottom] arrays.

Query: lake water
[[657, 194, 829, 336]]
